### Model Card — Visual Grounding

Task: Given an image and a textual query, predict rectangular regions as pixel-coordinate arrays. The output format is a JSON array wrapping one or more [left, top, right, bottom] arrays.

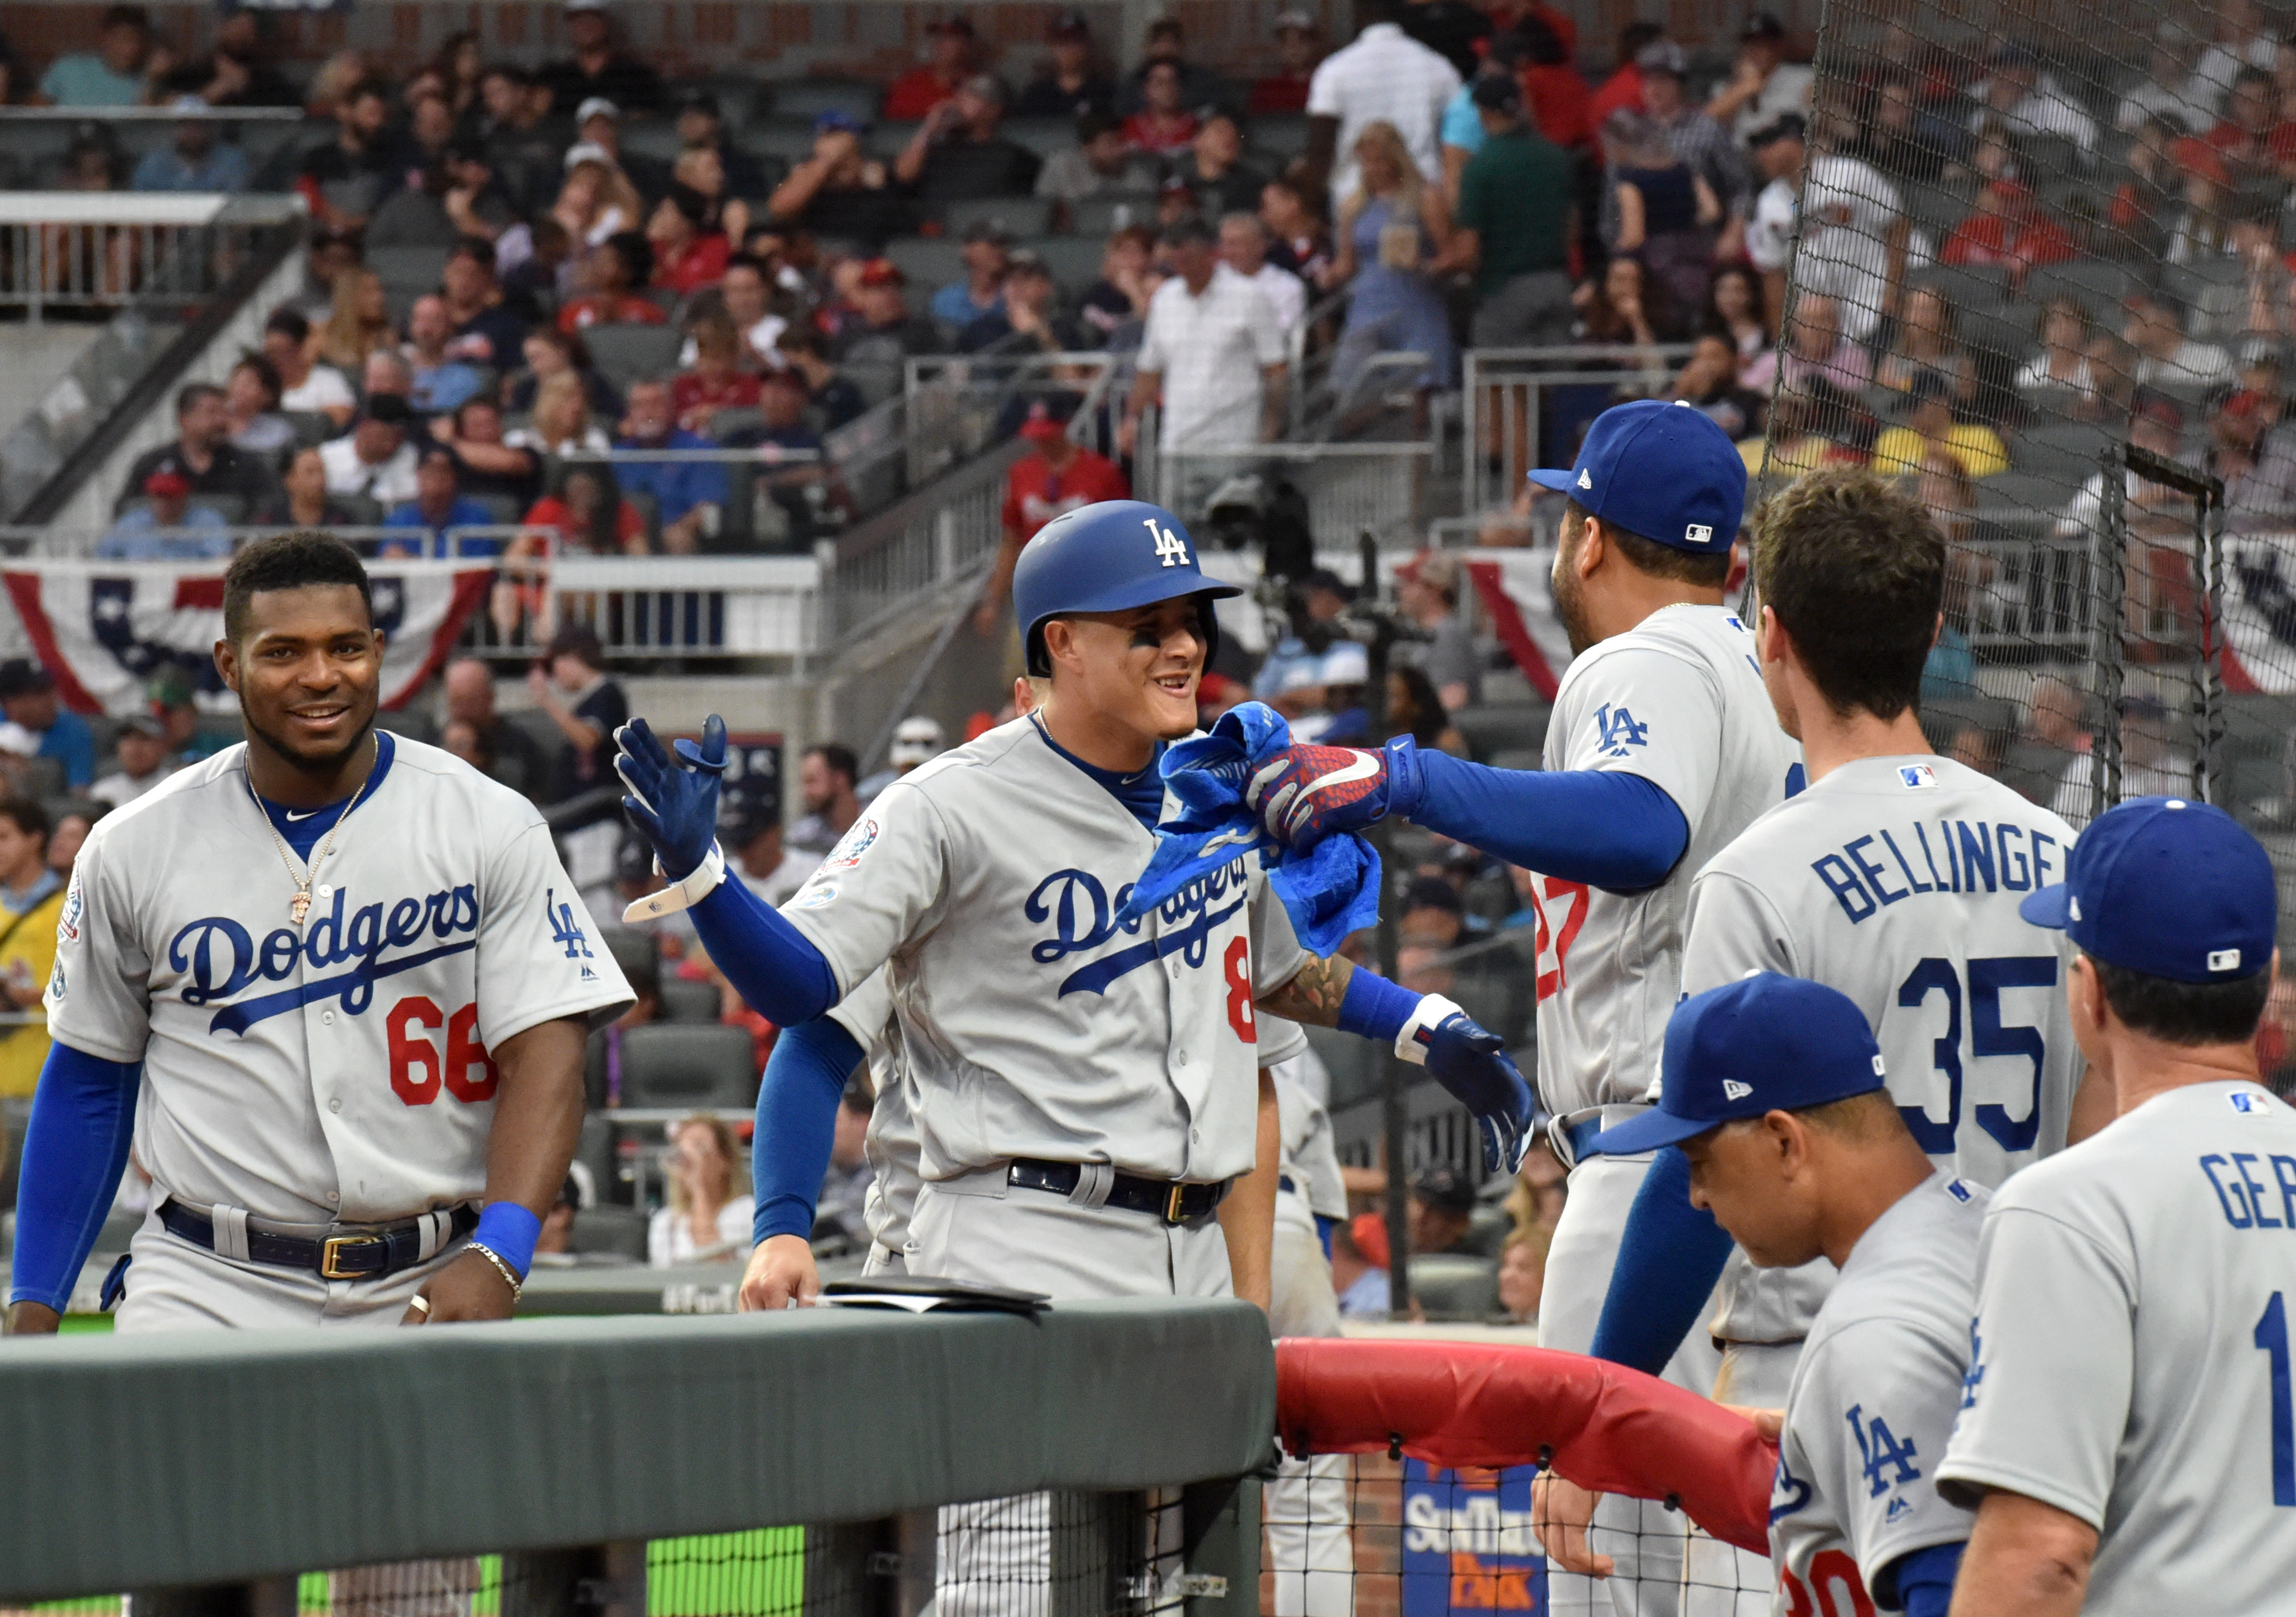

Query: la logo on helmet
[[1145, 517, 1191, 568]]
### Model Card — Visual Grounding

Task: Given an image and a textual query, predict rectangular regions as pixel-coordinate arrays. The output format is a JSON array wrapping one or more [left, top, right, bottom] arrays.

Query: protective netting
[[1764, 6, 2296, 944]]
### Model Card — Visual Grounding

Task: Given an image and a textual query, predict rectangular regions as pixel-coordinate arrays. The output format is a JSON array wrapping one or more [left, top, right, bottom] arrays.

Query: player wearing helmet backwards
[[612, 500, 1532, 1311]]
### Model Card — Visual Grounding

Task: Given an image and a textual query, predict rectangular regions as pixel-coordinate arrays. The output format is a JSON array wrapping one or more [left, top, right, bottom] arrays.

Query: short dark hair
[[347, 77, 392, 107], [2092, 955, 2273, 1046], [176, 382, 223, 418], [233, 351, 283, 407], [1752, 465, 1943, 722], [1563, 498, 1730, 589], [807, 743, 859, 789], [100, 4, 148, 32], [446, 235, 496, 273], [0, 798, 49, 845], [264, 307, 310, 343], [605, 229, 653, 285], [1077, 109, 1122, 144], [1160, 215, 1216, 249], [223, 532, 374, 644]]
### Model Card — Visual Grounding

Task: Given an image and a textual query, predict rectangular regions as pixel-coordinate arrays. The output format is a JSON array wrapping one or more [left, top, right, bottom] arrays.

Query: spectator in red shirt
[[2202, 65, 2283, 187], [1517, 17, 1594, 149], [1941, 180, 2077, 286], [1250, 11, 1324, 114], [648, 187, 731, 297], [974, 398, 1129, 636], [558, 231, 669, 333], [1588, 22, 1662, 126], [672, 312, 763, 434], [883, 15, 978, 123], [521, 464, 649, 556], [1123, 61, 1199, 155]]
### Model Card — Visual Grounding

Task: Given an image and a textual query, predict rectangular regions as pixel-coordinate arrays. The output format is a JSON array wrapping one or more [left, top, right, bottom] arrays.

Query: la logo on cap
[[1722, 1079, 1753, 1101]]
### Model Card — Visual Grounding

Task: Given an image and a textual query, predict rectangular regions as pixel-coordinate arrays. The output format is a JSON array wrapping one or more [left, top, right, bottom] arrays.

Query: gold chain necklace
[[244, 737, 379, 926]]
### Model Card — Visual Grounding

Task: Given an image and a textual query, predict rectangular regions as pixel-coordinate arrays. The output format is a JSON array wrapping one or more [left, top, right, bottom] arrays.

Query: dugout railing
[[0, 1296, 1275, 1616]]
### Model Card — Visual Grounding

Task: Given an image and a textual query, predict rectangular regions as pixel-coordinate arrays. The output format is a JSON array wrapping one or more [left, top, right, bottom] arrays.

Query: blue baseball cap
[[814, 109, 867, 135], [1526, 399, 1747, 555], [2020, 796, 2276, 983], [1588, 975, 1887, 1155]]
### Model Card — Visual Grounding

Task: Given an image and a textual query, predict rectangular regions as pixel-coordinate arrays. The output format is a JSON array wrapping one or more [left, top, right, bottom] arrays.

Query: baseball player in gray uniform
[[1549, 470, 2097, 1605], [1592, 974, 1984, 1617], [1940, 797, 2292, 1617], [1239, 403, 1798, 1614], [4, 534, 629, 1336]]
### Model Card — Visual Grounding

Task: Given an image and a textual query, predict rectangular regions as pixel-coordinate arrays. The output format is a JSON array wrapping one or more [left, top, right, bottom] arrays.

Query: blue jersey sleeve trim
[[7, 1042, 141, 1314], [691, 876, 840, 1027], [1587, 1145, 1735, 1374], [1882, 1540, 1964, 1616], [1406, 750, 1690, 892], [754, 1016, 866, 1244]]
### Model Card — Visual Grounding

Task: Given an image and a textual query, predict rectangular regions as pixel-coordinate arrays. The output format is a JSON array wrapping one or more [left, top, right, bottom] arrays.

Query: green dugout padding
[[0, 1298, 1277, 1602]]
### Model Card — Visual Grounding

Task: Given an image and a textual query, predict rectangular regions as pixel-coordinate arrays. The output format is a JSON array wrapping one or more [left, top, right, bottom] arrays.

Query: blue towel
[[1116, 703, 1382, 956]]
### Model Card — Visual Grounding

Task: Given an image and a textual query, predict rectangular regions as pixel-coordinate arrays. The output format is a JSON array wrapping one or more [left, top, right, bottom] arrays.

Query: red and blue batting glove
[[1244, 735, 1425, 852]]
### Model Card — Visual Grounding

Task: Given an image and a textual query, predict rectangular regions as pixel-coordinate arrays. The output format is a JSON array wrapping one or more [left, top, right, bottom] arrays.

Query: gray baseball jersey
[[781, 715, 1311, 1185], [1526, 604, 1802, 1119], [46, 737, 632, 1225], [1938, 1081, 2296, 1616], [1771, 1174, 1986, 1614], [1680, 756, 2083, 1343]]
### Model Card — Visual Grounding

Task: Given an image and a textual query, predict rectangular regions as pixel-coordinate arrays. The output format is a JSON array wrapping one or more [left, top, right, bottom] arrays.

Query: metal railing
[[1461, 344, 1699, 514], [0, 192, 304, 323]]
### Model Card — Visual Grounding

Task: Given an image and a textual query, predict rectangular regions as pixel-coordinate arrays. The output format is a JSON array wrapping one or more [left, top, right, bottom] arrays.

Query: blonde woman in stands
[[316, 267, 395, 375], [649, 1114, 753, 1267], [506, 371, 612, 458], [551, 146, 644, 273], [2015, 297, 2097, 410]]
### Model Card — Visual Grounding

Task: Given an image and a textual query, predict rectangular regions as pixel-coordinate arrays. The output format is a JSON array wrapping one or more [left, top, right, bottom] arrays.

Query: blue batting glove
[[615, 713, 727, 880], [1420, 1009, 1534, 1175], [1244, 736, 1425, 851]]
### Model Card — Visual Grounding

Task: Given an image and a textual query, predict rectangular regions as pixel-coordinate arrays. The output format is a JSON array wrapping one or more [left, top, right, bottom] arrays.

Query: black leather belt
[[1007, 1159, 1231, 1226], [159, 1199, 478, 1281]]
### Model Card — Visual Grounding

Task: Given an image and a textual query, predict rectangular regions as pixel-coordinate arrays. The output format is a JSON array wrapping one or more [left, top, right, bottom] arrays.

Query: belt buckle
[[1164, 1183, 1188, 1226], [319, 1233, 383, 1279]]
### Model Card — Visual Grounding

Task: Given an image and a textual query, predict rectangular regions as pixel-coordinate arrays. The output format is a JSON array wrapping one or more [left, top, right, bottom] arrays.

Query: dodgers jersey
[[1939, 1082, 2296, 1616], [1681, 756, 2084, 1343], [46, 737, 632, 1226], [1771, 1174, 1985, 1616], [1525, 604, 1801, 1119], [781, 715, 1311, 1185]]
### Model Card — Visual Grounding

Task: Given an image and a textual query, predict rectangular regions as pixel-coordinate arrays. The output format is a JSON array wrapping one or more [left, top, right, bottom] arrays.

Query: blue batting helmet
[[1012, 500, 1244, 676]]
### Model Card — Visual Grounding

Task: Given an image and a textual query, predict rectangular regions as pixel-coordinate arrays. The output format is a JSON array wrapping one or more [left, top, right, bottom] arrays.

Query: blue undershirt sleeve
[[1403, 749, 1691, 891], [1586, 1145, 1737, 1375], [752, 1016, 865, 1244], [690, 873, 840, 1028], [7, 1042, 142, 1314], [1882, 1540, 1965, 1617]]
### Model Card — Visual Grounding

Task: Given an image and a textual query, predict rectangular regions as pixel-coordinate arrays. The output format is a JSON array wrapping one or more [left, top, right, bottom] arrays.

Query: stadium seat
[[944, 195, 1052, 238], [1918, 694, 2016, 754], [659, 978, 721, 1023], [567, 1202, 650, 1262], [1917, 263, 2013, 310], [1411, 1253, 1502, 1321], [1002, 119, 1077, 159], [886, 235, 968, 290], [1461, 1204, 1513, 1259], [574, 1112, 615, 1200], [752, 121, 821, 162], [1066, 194, 1158, 236], [2027, 259, 2137, 316], [1023, 235, 1105, 291], [618, 123, 687, 165], [1982, 472, 2085, 514], [767, 80, 879, 121], [2015, 422, 2118, 483], [1247, 115, 1311, 163], [369, 245, 451, 298], [618, 1023, 760, 1110], [867, 121, 921, 160], [1451, 703, 1551, 763], [584, 323, 685, 390], [374, 708, 439, 744], [284, 410, 335, 448]]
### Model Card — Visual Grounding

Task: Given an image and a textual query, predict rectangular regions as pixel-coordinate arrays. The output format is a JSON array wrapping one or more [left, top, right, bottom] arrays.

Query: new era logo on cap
[[1872, 1054, 1887, 1076], [1722, 1079, 1753, 1101], [1576, 469, 1592, 489]]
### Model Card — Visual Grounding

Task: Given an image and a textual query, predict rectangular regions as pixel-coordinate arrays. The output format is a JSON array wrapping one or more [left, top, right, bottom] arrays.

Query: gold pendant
[[290, 890, 312, 926]]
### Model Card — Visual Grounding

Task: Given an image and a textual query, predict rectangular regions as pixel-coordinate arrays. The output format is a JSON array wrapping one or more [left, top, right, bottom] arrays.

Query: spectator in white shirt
[[648, 1114, 755, 1267], [89, 715, 173, 809], [1217, 211, 1306, 334], [2124, 290, 2234, 391], [2190, 0, 2281, 116], [1968, 44, 2097, 155], [2117, 21, 2211, 134], [1124, 217, 1288, 501], [1305, 0, 1460, 203], [261, 308, 355, 431], [318, 393, 422, 506], [1704, 13, 1814, 144]]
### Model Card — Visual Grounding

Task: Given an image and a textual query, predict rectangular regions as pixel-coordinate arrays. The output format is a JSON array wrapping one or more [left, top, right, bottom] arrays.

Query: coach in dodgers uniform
[[1940, 798, 2294, 1616], [612, 500, 1532, 1311], [4, 534, 630, 1333], [1592, 975, 1984, 1617]]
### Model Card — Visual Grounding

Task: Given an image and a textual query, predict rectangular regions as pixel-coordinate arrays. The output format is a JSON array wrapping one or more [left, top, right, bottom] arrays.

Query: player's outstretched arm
[[1586, 1145, 1736, 1375], [1947, 1492, 2094, 1617], [1250, 737, 1690, 892], [1258, 956, 1533, 1172], [740, 1014, 865, 1310], [3, 1043, 140, 1334], [1216, 1067, 1282, 1313], [408, 1013, 588, 1325]]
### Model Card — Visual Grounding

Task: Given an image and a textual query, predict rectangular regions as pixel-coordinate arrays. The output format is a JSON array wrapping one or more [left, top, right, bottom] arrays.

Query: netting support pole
[[499, 1539, 646, 1617], [1181, 1476, 1262, 1617], [892, 1509, 938, 1617], [2122, 443, 2229, 806], [2090, 444, 2127, 823], [125, 1577, 295, 1617], [1358, 532, 1411, 1317]]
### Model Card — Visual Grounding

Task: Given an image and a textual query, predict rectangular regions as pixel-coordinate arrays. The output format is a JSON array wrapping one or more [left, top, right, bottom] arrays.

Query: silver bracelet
[[467, 1241, 524, 1301]]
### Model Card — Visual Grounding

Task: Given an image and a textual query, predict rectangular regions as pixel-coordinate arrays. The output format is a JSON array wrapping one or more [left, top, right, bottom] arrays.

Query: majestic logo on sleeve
[[170, 883, 480, 1036], [1027, 858, 1247, 997]]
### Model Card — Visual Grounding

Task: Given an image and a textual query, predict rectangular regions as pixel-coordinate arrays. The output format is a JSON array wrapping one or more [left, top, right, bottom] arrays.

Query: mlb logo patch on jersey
[[2230, 1090, 2271, 1115], [1898, 765, 1938, 790], [823, 817, 880, 872], [1946, 1178, 1974, 1202]]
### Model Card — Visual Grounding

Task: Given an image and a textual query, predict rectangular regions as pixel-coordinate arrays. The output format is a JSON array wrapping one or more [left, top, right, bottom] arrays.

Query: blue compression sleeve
[[1335, 966, 1420, 1045], [752, 1015, 865, 1243], [1883, 1541, 1965, 1617], [690, 871, 840, 1028], [8, 1043, 141, 1313], [1404, 750, 1690, 891], [1586, 1145, 1737, 1374]]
